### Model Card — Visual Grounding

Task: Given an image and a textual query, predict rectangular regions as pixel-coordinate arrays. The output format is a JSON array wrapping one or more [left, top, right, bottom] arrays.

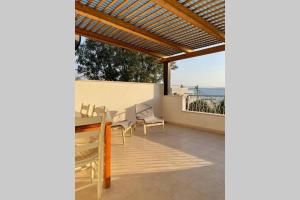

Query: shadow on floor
[[76, 124, 224, 200]]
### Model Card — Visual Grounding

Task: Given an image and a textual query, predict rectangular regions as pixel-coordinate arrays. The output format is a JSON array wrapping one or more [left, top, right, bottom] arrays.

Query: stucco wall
[[75, 80, 163, 123], [163, 95, 225, 134]]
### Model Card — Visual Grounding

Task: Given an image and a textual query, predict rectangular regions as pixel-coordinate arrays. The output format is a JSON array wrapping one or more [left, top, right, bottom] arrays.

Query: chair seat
[[75, 148, 98, 165], [144, 117, 164, 124], [112, 120, 132, 129]]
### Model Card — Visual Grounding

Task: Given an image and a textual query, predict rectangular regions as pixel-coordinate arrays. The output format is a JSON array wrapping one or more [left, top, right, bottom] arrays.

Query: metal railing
[[185, 95, 225, 115]]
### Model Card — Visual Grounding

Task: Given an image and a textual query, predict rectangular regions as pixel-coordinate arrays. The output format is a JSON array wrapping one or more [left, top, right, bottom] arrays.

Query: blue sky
[[171, 51, 225, 87]]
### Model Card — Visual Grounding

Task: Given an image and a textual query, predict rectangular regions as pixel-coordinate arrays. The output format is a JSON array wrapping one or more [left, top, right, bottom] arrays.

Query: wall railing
[[185, 95, 225, 115]]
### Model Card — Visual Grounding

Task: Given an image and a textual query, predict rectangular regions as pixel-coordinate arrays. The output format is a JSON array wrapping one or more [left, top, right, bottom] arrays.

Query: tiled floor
[[76, 124, 224, 200]]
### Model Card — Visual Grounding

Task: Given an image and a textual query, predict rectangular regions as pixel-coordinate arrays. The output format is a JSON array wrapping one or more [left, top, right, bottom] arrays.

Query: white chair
[[80, 103, 90, 117], [135, 104, 164, 135], [75, 111, 106, 200], [111, 119, 133, 144], [91, 105, 106, 117], [106, 110, 133, 144]]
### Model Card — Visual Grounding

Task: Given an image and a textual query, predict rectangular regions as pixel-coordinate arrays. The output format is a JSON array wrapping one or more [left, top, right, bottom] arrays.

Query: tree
[[75, 39, 176, 83], [169, 61, 178, 70], [215, 99, 225, 114]]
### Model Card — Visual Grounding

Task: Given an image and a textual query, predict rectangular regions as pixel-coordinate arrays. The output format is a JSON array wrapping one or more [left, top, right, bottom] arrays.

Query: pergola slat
[[151, 18, 178, 32], [103, 0, 119, 12], [95, 0, 106, 9], [117, 1, 141, 17], [109, 1, 128, 14], [186, 0, 206, 10], [87, 0, 94, 6], [135, 8, 164, 25], [201, 6, 224, 17], [141, 12, 171, 29], [76, 2, 191, 53], [196, 2, 224, 14], [151, 0, 224, 41], [125, 1, 153, 19], [130, 4, 157, 22], [190, 0, 218, 11]]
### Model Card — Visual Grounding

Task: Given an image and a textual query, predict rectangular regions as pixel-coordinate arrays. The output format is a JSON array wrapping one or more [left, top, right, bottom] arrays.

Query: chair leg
[[97, 180, 101, 200], [122, 129, 125, 144], [130, 127, 133, 136], [97, 161, 102, 200], [144, 125, 147, 135], [91, 162, 94, 183]]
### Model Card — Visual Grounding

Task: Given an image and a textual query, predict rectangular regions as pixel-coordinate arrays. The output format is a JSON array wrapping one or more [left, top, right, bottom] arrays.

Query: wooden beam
[[76, 2, 191, 53], [76, 28, 166, 58], [151, 0, 225, 41], [160, 44, 225, 62], [163, 62, 170, 95]]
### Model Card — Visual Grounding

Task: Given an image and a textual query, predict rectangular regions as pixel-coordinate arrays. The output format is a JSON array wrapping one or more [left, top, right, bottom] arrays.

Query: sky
[[171, 51, 225, 88]]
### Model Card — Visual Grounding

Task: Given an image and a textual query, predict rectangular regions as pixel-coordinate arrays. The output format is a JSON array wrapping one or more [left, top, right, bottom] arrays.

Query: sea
[[188, 87, 225, 96]]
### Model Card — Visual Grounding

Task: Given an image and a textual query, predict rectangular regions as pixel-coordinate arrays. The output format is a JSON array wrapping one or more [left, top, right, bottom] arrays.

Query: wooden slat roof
[[75, 0, 225, 61]]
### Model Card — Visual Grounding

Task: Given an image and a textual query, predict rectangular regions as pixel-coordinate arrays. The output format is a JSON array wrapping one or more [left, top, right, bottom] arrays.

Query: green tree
[[215, 99, 225, 114], [75, 39, 176, 83]]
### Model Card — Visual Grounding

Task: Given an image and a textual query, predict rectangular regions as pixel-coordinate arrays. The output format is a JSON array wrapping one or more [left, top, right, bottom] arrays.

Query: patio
[[75, 0, 225, 199], [76, 123, 224, 200]]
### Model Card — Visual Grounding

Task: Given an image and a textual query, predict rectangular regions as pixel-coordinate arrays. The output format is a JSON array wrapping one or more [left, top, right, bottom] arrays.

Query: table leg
[[104, 122, 111, 188]]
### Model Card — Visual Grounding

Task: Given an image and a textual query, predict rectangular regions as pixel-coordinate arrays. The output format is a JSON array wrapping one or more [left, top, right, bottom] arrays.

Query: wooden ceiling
[[75, 0, 225, 61]]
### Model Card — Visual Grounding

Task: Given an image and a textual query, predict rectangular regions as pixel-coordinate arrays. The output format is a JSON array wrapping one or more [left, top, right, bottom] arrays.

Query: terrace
[[76, 124, 224, 200], [75, 0, 225, 199]]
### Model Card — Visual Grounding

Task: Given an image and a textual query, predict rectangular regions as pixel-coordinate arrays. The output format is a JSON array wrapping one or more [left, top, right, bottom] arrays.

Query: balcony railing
[[185, 95, 225, 115]]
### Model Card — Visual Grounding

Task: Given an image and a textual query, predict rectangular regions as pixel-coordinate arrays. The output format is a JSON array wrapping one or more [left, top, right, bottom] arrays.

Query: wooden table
[[75, 112, 112, 188]]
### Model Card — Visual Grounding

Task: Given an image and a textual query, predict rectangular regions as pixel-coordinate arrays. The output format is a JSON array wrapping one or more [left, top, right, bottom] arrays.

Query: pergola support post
[[163, 62, 171, 95]]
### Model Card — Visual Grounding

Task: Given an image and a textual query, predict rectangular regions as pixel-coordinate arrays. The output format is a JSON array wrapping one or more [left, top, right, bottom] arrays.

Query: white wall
[[163, 95, 225, 134], [75, 81, 224, 134], [75, 80, 163, 123]]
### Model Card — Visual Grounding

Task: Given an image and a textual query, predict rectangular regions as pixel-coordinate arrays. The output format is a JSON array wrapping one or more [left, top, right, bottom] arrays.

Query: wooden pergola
[[75, 0, 225, 94]]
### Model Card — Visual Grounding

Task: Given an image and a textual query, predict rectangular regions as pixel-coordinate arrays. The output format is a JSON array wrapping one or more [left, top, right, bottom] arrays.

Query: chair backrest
[[107, 110, 126, 122], [92, 105, 106, 117], [80, 103, 90, 116], [75, 110, 106, 163], [135, 104, 155, 120]]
